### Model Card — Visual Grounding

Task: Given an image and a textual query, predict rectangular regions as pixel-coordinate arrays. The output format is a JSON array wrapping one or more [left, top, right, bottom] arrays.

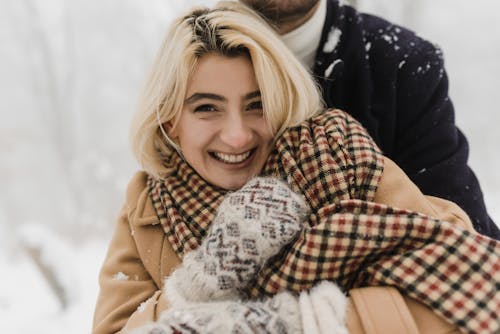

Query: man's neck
[[281, 0, 327, 69]]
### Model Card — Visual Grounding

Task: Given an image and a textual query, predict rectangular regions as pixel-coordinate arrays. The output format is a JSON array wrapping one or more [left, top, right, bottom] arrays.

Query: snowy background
[[1, 0, 499, 332]]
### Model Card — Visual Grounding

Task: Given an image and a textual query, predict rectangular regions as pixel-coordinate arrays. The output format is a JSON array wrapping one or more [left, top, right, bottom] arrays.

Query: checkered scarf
[[148, 109, 500, 333]]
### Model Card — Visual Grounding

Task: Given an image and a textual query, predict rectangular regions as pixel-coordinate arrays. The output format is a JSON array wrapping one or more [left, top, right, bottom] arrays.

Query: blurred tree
[[21, 0, 81, 225]]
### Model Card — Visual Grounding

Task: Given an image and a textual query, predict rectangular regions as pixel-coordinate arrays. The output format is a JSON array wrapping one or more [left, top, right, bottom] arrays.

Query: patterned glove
[[134, 281, 347, 334], [165, 177, 309, 305], [137, 289, 302, 334], [299, 281, 348, 334]]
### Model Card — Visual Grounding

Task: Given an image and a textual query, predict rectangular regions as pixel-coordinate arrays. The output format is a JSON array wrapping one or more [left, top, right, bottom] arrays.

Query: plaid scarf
[[148, 109, 500, 333]]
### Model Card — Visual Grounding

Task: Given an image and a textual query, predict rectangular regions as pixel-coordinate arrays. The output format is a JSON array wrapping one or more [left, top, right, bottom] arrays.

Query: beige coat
[[92, 157, 472, 334]]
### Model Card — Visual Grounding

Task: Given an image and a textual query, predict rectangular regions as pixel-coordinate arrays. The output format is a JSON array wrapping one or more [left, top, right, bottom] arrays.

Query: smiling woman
[[129, 1, 322, 183], [92, 1, 500, 334]]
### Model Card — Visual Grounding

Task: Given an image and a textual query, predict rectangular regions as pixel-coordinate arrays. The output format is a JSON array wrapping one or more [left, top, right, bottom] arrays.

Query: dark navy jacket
[[313, 0, 499, 239]]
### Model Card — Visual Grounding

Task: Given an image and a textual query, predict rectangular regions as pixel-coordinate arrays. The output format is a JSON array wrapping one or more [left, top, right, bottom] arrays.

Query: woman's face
[[167, 53, 275, 190]]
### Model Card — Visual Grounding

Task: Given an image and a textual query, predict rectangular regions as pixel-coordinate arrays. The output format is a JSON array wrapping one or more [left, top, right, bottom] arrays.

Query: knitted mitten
[[166, 177, 309, 305], [134, 282, 348, 334], [137, 290, 302, 334], [299, 281, 348, 334]]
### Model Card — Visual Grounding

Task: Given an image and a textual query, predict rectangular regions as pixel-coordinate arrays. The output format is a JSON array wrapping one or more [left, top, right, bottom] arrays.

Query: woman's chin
[[216, 178, 248, 191]]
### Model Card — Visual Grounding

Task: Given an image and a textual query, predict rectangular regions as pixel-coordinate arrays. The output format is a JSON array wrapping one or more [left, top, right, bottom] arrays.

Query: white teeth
[[213, 150, 252, 164]]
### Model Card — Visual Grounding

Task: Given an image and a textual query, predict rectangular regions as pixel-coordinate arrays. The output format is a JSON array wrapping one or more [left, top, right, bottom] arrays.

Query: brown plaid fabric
[[148, 109, 500, 333], [249, 199, 500, 334], [148, 152, 226, 255], [261, 109, 383, 215]]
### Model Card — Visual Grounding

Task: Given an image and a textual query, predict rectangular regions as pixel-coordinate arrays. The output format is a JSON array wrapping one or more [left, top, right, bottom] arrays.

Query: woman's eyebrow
[[185, 90, 261, 104], [245, 90, 261, 100], [185, 93, 225, 104]]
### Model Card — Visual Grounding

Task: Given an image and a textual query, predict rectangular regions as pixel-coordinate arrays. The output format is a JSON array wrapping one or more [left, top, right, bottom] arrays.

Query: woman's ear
[[163, 121, 177, 139]]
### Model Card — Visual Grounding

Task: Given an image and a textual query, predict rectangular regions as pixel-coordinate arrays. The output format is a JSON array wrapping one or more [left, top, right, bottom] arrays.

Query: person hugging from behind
[[238, 0, 500, 239], [92, 2, 500, 333]]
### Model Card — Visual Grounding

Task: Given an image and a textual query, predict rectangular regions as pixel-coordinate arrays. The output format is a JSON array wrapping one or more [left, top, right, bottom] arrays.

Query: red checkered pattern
[[262, 109, 383, 212], [248, 199, 500, 334], [148, 109, 499, 333], [148, 153, 225, 255]]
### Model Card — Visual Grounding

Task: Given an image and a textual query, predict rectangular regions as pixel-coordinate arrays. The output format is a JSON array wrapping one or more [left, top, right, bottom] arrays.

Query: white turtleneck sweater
[[281, 0, 327, 70]]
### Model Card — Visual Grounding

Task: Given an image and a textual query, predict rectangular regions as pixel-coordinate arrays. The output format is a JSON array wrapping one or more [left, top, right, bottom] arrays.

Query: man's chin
[[239, 0, 321, 31]]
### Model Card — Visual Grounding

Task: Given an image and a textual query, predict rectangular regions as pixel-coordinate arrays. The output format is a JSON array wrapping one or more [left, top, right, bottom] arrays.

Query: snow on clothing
[[91, 110, 498, 334], [315, 0, 499, 238]]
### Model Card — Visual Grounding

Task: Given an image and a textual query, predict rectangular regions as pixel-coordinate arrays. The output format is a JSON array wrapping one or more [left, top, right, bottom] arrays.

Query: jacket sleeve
[[329, 110, 472, 230], [374, 156, 473, 231], [392, 37, 498, 238], [92, 206, 167, 334]]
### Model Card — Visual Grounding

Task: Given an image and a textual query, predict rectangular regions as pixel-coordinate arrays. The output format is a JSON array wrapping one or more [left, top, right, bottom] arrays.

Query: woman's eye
[[247, 100, 263, 110], [194, 104, 217, 113]]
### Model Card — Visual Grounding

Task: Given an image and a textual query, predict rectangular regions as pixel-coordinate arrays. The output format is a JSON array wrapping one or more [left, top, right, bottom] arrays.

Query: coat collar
[[126, 171, 160, 226]]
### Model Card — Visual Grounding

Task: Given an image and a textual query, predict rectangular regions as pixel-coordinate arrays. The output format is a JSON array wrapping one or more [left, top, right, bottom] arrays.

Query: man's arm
[[390, 33, 499, 238], [313, 1, 498, 238]]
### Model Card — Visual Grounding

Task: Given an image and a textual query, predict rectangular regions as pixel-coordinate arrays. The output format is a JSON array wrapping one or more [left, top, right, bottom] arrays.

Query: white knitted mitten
[[299, 281, 348, 334], [135, 282, 348, 334], [138, 290, 302, 334], [166, 177, 309, 305]]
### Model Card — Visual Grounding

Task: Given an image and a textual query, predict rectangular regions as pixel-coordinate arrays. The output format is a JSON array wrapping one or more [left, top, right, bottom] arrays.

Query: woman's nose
[[219, 114, 253, 149]]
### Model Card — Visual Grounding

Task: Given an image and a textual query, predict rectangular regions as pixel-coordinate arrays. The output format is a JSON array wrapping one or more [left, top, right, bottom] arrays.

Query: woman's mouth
[[210, 149, 255, 164]]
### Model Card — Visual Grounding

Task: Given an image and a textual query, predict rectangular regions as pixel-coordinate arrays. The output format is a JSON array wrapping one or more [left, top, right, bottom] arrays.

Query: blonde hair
[[130, 1, 323, 178]]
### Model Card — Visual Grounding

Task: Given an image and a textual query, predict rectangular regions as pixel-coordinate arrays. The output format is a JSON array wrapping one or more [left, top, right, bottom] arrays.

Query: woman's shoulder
[[275, 108, 373, 148], [124, 171, 157, 224], [125, 171, 148, 206], [309, 108, 362, 129], [289, 108, 371, 143]]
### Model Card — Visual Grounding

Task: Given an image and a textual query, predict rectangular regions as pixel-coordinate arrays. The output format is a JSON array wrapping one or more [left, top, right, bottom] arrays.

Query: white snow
[[112, 272, 130, 281], [382, 34, 393, 43], [137, 300, 149, 313], [0, 236, 106, 333], [16, 223, 78, 305], [325, 59, 343, 77], [137, 298, 157, 313], [0, 0, 499, 333], [323, 27, 342, 53]]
